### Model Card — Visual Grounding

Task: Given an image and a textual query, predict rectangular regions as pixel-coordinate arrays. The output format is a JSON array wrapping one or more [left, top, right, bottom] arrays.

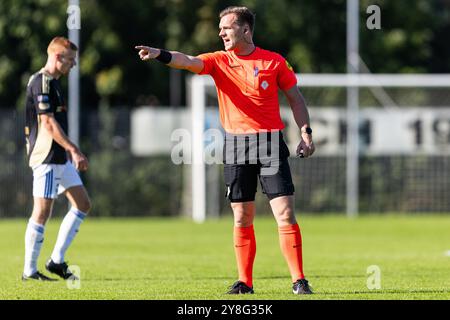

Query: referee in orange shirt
[[136, 6, 315, 295]]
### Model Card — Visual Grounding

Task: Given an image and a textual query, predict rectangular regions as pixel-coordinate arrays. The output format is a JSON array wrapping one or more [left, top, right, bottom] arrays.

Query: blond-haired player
[[23, 37, 90, 281]]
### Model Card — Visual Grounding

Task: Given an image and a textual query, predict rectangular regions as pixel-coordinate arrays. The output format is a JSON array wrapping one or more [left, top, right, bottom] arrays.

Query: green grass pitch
[[0, 214, 449, 300]]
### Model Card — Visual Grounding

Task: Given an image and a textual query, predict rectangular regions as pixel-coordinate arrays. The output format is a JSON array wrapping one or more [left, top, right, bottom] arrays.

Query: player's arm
[[135, 45, 204, 74], [39, 113, 88, 171], [282, 85, 315, 158]]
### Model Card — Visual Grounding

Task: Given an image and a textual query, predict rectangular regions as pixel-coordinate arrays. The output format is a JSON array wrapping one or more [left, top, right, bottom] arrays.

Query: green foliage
[[360, 0, 447, 73], [1, 0, 449, 109], [96, 66, 123, 98]]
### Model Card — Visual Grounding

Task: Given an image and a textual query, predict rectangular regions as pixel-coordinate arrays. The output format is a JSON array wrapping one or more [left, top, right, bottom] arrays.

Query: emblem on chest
[[261, 80, 269, 90]]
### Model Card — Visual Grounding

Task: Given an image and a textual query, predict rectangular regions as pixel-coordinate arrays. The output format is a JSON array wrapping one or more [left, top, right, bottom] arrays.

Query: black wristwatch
[[302, 127, 312, 135]]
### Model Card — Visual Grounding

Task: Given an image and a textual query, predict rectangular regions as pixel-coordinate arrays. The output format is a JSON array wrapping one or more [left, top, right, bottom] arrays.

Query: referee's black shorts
[[223, 131, 295, 202]]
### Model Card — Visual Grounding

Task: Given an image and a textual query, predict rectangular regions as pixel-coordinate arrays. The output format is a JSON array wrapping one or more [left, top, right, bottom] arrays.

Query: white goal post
[[188, 73, 450, 223]]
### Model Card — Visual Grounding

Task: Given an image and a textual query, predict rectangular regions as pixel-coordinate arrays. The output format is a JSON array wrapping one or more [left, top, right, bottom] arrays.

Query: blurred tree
[[359, 0, 449, 73]]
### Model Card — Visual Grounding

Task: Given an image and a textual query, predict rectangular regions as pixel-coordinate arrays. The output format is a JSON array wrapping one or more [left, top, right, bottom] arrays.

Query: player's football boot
[[292, 278, 313, 294], [45, 259, 78, 280], [22, 271, 57, 281], [227, 281, 254, 294]]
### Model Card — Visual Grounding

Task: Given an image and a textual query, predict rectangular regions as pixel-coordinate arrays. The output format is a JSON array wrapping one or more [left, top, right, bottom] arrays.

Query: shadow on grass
[[85, 274, 368, 281], [256, 274, 367, 280], [308, 274, 366, 279]]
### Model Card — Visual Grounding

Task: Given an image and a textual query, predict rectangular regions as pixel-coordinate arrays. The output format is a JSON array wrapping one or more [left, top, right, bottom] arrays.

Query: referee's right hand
[[135, 46, 160, 61]]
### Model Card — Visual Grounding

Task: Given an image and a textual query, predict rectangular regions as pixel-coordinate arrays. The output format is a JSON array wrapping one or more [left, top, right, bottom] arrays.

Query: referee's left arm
[[283, 86, 315, 157]]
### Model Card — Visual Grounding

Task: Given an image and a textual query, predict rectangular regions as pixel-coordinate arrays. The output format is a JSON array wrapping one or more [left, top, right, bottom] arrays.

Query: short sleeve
[[196, 52, 221, 75], [277, 58, 298, 91], [31, 74, 54, 114]]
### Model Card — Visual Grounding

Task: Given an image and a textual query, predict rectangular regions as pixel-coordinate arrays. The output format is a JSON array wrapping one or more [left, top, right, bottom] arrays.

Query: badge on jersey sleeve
[[37, 94, 50, 110]]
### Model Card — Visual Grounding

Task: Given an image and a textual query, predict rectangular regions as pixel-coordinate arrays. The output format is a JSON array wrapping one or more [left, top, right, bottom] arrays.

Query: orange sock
[[278, 223, 304, 282], [233, 225, 256, 288]]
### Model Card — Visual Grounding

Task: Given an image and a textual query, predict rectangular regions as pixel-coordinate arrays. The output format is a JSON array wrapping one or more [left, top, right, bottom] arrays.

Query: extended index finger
[[134, 45, 148, 50]]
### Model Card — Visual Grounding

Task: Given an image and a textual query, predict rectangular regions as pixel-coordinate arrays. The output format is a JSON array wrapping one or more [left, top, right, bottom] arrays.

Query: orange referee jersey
[[197, 47, 297, 134]]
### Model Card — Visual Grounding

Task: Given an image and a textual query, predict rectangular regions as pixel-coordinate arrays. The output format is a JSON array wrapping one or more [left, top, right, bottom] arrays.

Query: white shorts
[[32, 161, 83, 199]]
